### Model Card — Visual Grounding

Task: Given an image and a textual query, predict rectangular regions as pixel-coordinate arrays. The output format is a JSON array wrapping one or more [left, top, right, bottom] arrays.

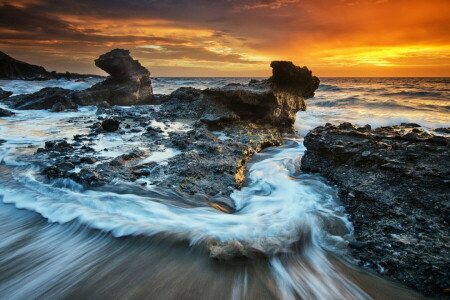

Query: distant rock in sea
[[0, 50, 102, 80]]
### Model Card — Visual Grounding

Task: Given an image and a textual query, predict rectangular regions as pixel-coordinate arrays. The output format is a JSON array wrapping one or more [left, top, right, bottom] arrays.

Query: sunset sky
[[0, 0, 449, 77]]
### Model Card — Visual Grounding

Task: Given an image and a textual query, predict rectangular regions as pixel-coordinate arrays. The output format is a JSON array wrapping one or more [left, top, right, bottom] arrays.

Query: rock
[[0, 107, 14, 117], [270, 61, 320, 98], [435, 127, 450, 134], [201, 61, 319, 128], [101, 119, 120, 132], [0, 88, 12, 100], [97, 101, 111, 109], [0, 50, 101, 80], [94, 49, 150, 82], [73, 49, 153, 106], [9, 87, 77, 110], [301, 123, 450, 297], [109, 150, 144, 166], [25, 61, 316, 200], [80, 157, 97, 164], [401, 122, 421, 128], [50, 102, 66, 112], [0, 50, 51, 80]]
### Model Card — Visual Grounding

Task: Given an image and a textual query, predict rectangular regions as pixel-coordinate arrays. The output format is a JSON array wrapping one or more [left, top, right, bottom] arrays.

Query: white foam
[[1, 139, 352, 256]]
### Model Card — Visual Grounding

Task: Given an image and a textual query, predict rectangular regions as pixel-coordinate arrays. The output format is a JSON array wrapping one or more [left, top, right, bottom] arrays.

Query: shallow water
[[1, 77, 447, 299]]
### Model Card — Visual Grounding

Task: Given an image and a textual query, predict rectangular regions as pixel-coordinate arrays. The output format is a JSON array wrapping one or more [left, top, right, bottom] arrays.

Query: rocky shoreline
[[1, 48, 448, 298], [2, 49, 319, 215], [301, 122, 450, 299]]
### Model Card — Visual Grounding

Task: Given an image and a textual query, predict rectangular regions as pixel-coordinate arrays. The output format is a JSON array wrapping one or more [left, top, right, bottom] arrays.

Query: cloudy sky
[[0, 0, 449, 76]]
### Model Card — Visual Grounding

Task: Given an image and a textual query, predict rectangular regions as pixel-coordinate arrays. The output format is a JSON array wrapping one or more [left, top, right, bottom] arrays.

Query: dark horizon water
[[0, 77, 447, 299]]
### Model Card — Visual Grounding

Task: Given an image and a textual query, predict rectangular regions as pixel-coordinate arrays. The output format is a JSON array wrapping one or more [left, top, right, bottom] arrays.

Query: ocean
[[0, 77, 447, 299]]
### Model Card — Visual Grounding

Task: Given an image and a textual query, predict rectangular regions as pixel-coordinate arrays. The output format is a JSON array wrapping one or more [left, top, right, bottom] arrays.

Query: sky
[[0, 0, 449, 77]]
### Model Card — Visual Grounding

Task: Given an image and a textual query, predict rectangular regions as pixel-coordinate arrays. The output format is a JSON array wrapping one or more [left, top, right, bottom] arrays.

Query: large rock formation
[[73, 49, 153, 106], [7, 49, 154, 109], [0, 50, 101, 80], [9, 87, 77, 110], [201, 61, 319, 128], [301, 122, 450, 298], [0, 50, 49, 80]]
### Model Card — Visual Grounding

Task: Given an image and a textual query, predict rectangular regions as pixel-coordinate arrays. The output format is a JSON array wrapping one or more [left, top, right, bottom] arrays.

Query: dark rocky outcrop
[[0, 107, 14, 117], [31, 60, 318, 199], [72, 49, 153, 106], [301, 123, 450, 298], [0, 50, 101, 80], [8, 87, 78, 110], [6, 49, 154, 109], [201, 61, 319, 128], [101, 118, 120, 132], [0, 88, 12, 100]]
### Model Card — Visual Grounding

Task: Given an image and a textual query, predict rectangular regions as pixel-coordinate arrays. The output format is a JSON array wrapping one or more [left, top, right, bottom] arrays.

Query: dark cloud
[[136, 45, 263, 64], [0, 0, 448, 76]]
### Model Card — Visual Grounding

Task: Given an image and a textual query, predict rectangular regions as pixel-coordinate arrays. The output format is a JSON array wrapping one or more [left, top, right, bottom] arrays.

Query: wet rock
[[26, 61, 316, 201], [73, 49, 153, 106], [70, 168, 104, 186], [109, 150, 145, 166], [9, 87, 77, 110], [97, 101, 111, 109], [301, 122, 450, 298], [400, 122, 421, 128], [0, 107, 14, 117], [101, 119, 120, 132], [435, 127, 450, 134], [80, 157, 97, 164], [201, 61, 319, 128], [0, 88, 12, 100], [50, 102, 66, 112]]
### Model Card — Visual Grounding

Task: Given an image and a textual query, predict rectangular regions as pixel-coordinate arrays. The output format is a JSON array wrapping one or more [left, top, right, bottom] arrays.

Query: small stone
[[101, 119, 120, 132], [361, 151, 371, 157]]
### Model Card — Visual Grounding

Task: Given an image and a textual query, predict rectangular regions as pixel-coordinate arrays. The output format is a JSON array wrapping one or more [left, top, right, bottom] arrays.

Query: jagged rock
[[73, 49, 153, 106], [301, 123, 450, 297], [95, 49, 150, 82], [28, 61, 316, 199], [201, 61, 319, 128], [101, 118, 120, 132], [0, 88, 12, 100], [0, 107, 14, 117], [9, 87, 78, 110]]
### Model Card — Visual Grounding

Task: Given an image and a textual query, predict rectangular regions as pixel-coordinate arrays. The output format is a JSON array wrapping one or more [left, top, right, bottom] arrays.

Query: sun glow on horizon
[[0, 0, 449, 77]]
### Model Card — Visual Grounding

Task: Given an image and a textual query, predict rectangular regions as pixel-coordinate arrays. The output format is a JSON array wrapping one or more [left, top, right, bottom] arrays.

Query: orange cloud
[[0, 0, 448, 76]]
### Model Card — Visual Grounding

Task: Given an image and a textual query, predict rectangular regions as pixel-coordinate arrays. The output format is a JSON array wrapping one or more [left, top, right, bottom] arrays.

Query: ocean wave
[[380, 91, 444, 98], [0, 140, 352, 258], [312, 96, 361, 107], [318, 84, 342, 92]]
